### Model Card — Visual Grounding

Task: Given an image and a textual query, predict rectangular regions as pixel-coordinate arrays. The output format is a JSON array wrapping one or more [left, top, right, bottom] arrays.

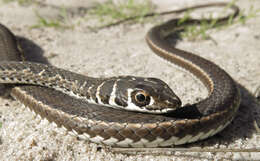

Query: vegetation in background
[[0, 122, 2, 129], [31, 8, 73, 29], [2, 0, 260, 38], [88, 0, 259, 39], [1, 0, 72, 29], [89, 0, 154, 28], [236, 4, 260, 24], [2, 0, 34, 5], [178, 0, 260, 40]]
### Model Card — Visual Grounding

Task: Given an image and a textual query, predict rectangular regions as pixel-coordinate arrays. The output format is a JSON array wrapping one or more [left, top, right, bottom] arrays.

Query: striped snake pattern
[[0, 3, 241, 147]]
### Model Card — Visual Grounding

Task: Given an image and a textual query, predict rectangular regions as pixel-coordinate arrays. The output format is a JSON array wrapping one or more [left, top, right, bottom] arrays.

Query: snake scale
[[0, 3, 241, 147]]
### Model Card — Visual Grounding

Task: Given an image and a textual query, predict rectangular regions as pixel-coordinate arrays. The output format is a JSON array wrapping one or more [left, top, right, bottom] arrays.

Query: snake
[[0, 3, 241, 148]]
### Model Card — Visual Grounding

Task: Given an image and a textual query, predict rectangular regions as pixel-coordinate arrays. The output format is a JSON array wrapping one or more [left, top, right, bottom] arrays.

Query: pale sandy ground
[[0, 0, 260, 160]]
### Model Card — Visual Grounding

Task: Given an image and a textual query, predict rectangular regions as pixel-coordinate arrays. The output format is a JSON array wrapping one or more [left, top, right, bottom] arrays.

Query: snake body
[[0, 3, 241, 147]]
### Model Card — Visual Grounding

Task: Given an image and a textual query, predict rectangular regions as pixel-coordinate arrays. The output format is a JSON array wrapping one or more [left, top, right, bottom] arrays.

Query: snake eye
[[136, 93, 146, 102], [132, 90, 151, 107]]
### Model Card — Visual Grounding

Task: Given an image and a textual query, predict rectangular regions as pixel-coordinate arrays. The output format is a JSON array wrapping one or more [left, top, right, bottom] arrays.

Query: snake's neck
[[146, 21, 240, 116]]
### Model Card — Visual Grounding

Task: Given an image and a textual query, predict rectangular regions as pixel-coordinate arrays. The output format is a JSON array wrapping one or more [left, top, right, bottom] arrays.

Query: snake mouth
[[144, 108, 177, 114], [145, 96, 182, 114]]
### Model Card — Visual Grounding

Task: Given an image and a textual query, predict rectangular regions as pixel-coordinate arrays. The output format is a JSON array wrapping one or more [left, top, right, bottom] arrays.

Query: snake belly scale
[[0, 3, 241, 147]]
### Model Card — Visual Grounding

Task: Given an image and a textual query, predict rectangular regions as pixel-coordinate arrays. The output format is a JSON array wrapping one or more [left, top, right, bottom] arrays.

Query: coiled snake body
[[0, 3, 241, 147]]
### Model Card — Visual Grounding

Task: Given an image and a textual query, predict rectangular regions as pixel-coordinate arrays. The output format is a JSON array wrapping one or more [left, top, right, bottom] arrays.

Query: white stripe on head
[[109, 79, 119, 106]]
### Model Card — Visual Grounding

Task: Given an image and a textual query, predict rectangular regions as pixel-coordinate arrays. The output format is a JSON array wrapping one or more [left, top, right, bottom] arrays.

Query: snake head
[[115, 76, 182, 114]]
